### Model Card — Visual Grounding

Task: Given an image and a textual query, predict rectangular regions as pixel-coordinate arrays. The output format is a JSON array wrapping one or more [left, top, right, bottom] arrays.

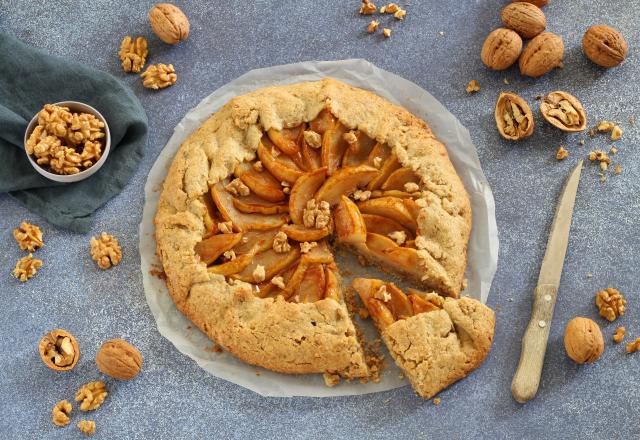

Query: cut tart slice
[[155, 78, 475, 383], [353, 278, 495, 399]]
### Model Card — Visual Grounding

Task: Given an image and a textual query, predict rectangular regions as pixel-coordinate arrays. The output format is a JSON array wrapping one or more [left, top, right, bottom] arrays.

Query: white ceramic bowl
[[23, 101, 111, 183]]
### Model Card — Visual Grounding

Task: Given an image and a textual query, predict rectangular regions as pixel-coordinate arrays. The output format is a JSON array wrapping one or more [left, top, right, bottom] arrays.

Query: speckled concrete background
[[1, 1, 638, 438]]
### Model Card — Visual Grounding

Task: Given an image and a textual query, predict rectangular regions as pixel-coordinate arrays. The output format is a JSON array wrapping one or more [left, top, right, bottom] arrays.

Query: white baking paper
[[139, 59, 499, 397]]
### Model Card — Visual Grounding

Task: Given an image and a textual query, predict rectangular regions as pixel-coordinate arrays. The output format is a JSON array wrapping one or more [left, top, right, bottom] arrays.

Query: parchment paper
[[139, 59, 499, 397]]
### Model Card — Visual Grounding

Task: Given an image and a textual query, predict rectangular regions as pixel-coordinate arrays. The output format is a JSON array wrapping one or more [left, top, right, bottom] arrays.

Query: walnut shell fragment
[[148, 3, 190, 45], [481, 28, 523, 71], [500, 2, 546, 39], [582, 25, 628, 68], [564, 317, 604, 364], [96, 338, 143, 380], [495, 92, 534, 141], [540, 91, 587, 132], [519, 32, 564, 77], [38, 329, 80, 371]]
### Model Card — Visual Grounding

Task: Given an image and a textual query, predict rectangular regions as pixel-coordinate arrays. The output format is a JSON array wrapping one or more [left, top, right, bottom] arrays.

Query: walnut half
[[90, 233, 122, 270], [75, 381, 108, 411], [495, 92, 534, 141], [52, 400, 72, 427], [141, 63, 177, 90], [13, 221, 44, 252], [38, 329, 80, 371], [12, 253, 42, 282], [595, 287, 626, 322]]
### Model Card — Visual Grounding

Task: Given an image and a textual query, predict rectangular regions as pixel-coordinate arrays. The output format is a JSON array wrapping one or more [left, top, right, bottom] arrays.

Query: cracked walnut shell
[[13, 253, 42, 282], [540, 91, 587, 132], [563, 317, 604, 364], [595, 287, 625, 321], [13, 221, 43, 252], [39, 329, 80, 371], [118, 36, 148, 73], [519, 32, 564, 77], [500, 2, 546, 39], [52, 400, 72, 427], [90, 233, 122, 269], [96, 339, 143, 380], [141, 63, 177, 90], [495, 92, 534, 141], [582, 25, 628, 68], [481, 28, 523, 71], [75, 381, 108, 411], [149, 3, 190, 45]]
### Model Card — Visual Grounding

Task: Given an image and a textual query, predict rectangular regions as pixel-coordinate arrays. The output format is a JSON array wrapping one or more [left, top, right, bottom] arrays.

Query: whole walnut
[[564, 317, 604, 364], [96, 339, 143, 380], [501, 2, 546, 39], [481, 28, 523, 71], [519, 32, 564, 77], [512, 0, 548, 6], [582, 25, 628, 68], [149, 3, 190, 45]]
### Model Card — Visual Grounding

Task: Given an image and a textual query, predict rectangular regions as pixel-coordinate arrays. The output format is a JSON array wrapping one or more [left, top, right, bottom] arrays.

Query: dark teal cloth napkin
[[0, 33, 148, 233]]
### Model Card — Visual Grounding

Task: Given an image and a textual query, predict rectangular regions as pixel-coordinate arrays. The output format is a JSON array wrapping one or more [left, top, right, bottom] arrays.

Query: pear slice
[[385, 283, 414, 320], [362, 214, 414, 240], [408, 293, 441, 314], [208, 252, 255, 276], [381, 167, 419, 191], [257, 141, 305, 183], [301, 139, 322, 171], [262, 135, 307, 171], [315, 165, 379, 207], [201, 194, 219, 238], [211, 182, 288, 231], [302, 240, 335, 264], [232, 247, 301, 283], [309, 109, 336, 135], [296, 264, 327, 303], [342, 133, 378, 167], [281, 224, 330, 242], [357, 197, 418, 232], [267, 126, 302, 155], [355, 233, 422, 281], [370, 190, 416, 199], [232, 194, 289, 215], [403, 198, 422, 225], [366, 142, 391, 167], [367, 155, 401, 191], [321, 121, 349, 175], [255, 260, 300, 299], [324, 264, 340, 301], [280, 259, 309, 299], [352, 278, 413, 325], [234, 162, 286, 203], [333, 195, 367, 244], [289, 167, 327, 225], [352, 277, 385, 304], [232, 229, 280, 255], [367, 298, 396, 330], [195, 232, 243, 265]]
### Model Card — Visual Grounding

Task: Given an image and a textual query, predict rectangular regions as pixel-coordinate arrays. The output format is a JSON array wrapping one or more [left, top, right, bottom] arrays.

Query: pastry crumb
[[252, 161, 264, 172], [404, 182, 420, 193], [383, 28, 392, 38], [465, 79, 480, 93], [218, 221, 233, 234], [323, 372, 341, 387], [433, 397, 442, 405]]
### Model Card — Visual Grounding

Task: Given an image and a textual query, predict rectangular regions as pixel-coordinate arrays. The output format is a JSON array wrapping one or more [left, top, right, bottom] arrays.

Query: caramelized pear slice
[[232, 247, 301, 283], [302, 240, 334, 264], [315, 165, 379, 207], [309, 109, 336, 135], [385, 283, 414, 320], [296, 264, 327, 303], [408, 293, 441, 314], [262, 135, 307, 171], [281, 224, 330, 242], [201, 194, 219, 238], [342, 133, 378, 167], [211, 182, 287, 231], [195, 232, 243, 265], [358, 197, 417, 232], [361, 213, 414, 240], [367, 155, 401, 191], [208, 252, 254, 276], [301, 137, 322, 171], [267, 126, 302, 155], [232, 195, 289, 215], [366, 142, 391, 167], [255, 261, 300, 299], [232, 229, 280, 255], [333, 195, 367, 244], [381, 167, 419, 191], [280, 260, 309, 299], [367, 298, 395, 330], [370, 190, 416, 199], [257, 141, 305, 183], [351, 277, 385, 304], [403, 198, 422, 224], [324, 265, 340, 301], [358, 233, 422, 279], [289, 167, 327, 225], [321, 121, 349, 175], [234, 162, 286, 203]]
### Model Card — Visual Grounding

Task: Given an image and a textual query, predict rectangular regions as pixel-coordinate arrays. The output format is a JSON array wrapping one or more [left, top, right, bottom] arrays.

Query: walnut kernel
[[359, 0, 377, 15], [300, 241, 318, 254], [303, 199, 330, 229], [367, 20, 380, 34], [118, 36, 148, 73], [52, 400, 72, 427], [77, 420, 96, 436], [12, 253, 42, 282], [466, 79, 480, 93], [75, 381, 108, 411], [626, 338, 640, 354], [90, 233, 122, 270], [273, 231, 291, 254], [613, 327, 625, 344], [225, 178, 250, 196], [556, 146, 569, 160], [383, 28, 392, 38], [13, 221, 44, 252], [141, 63, 177, 90], [252, 264, 266, 283], [595, 287, 625, 321], [303, 130, 322, 149]]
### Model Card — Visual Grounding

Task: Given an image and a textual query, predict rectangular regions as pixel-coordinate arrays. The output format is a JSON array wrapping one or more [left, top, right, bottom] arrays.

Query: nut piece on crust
[[39, 329, 80, 371], [595, 287, 626, 322], [563, 317, 604, 364], [52, 400, 72, 427], [13, 221, 44, 252], [90, 233, 122, 270]]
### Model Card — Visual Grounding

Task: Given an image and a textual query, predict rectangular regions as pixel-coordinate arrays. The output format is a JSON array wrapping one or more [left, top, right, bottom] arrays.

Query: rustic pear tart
[[155, 78, 494, 396]]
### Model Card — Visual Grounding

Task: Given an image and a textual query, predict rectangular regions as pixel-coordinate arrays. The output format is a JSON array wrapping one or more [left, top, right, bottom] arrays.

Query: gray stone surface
[[1, 0, 638, 438]]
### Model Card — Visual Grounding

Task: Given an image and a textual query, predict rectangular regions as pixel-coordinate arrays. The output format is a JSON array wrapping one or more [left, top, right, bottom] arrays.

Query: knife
[[511, 160, 583, 404]]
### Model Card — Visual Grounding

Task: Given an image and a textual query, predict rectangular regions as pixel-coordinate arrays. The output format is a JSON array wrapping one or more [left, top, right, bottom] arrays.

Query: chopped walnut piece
[[253, 161, 264, 172], [218, 221, 233, 234], [271, 276, 285, 289], [223, 250, 236, 260], [13, 221, 44, 252], [302, 199, 331, 229], [273, 231, 291, 253], [367, 20, 380, 34], [626, 338, 640, 354], [610, 147, 618, 155], [394, 8, 407, 20], [374, 285, 391, 302], [382, 28, 392, 38], [252, 265, 266, 283], [433, 397, 442, 405], [588, 149, 611, 165], [12, 253, 42, 282], [466, 80, 480, 93], [556, 146, 569, 160], [343, 131, 358, 144], [77, 420, 96, 436], [597, 120, 615, 132], [503, 78, 510, 85], [614, 164, 622, 175], [359, 0, 377, 14], [225, 178, 250, 196], [388, 230, 407, 245], [300, 241, 318, 254], [599, 161, 608, 171], [303, 130, 322, 149], [141, 63, 177, 90], [404, 182, 420, 193], [52, 400, 72, 427], [611, 125, 622, 141], [118, 36, 148, 73], [75, 381, 108, 411], [373, 156, 383, 168], [613, 327, 625, 343], [382, 3, 400, 13], [90, 233, 122, 270], [595, 288, 626, 322], [323, 372, 341, 387], [352, 189, 371, 201]]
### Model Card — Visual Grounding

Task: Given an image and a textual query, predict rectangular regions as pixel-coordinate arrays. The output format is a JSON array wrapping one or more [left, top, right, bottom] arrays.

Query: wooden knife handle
[[511, 284, 558, 403]]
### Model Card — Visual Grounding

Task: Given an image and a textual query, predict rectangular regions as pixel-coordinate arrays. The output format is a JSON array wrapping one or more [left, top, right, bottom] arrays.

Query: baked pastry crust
[[155, 78, 472, 378]]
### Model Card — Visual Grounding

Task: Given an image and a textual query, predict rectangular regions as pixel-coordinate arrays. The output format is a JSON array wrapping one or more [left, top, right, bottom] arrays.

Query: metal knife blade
[[511, 160, 583, 404]]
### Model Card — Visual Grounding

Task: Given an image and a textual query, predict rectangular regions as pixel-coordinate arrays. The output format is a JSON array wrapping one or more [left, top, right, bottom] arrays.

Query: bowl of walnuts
[[23, 101, 111, 183]]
